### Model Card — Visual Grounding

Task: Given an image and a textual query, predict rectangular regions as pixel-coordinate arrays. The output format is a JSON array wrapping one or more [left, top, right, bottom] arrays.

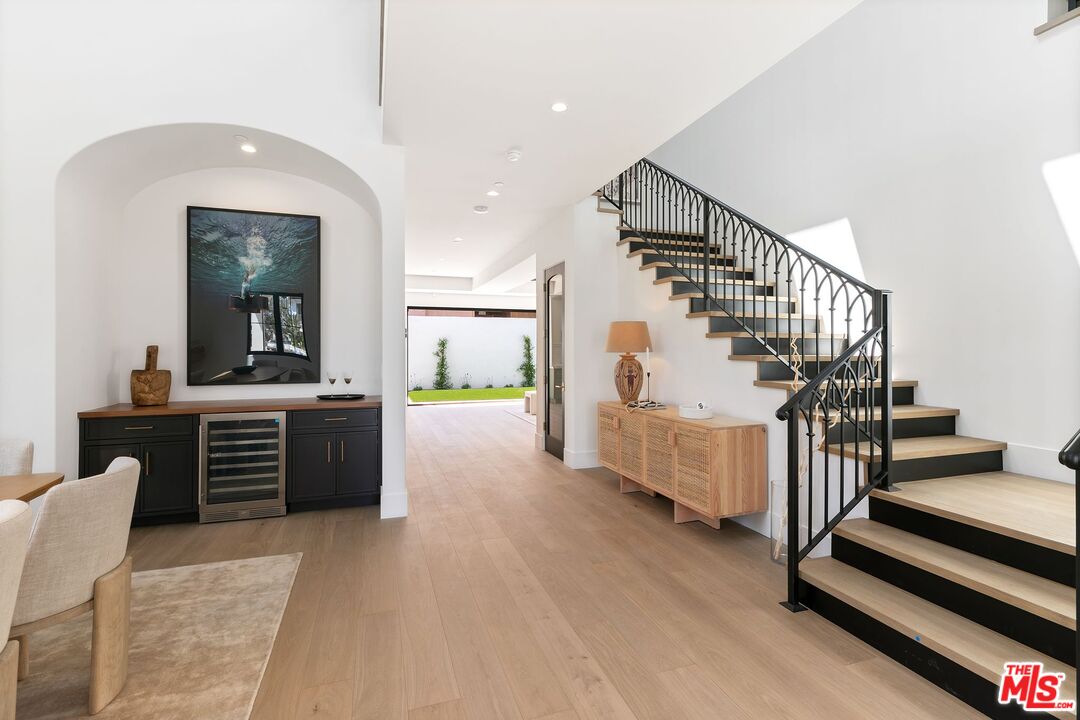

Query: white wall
[[406, 291, 536, 311], [533, 200, 622, 468], [0, 0, 409, 517], [407, 316, 536, 390], [649, 0, 1080, 482]]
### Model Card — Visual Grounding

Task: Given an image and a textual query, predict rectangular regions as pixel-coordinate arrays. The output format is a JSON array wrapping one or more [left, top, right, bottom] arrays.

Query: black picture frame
[[187, 205, 321, 386]]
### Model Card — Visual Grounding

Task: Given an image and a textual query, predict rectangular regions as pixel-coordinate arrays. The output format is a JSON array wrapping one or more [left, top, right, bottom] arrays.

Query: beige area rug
[[17, 553, 301, 720]]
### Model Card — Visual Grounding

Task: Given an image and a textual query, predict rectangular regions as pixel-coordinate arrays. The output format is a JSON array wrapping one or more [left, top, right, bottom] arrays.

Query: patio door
[[544, 264, 565, 460]]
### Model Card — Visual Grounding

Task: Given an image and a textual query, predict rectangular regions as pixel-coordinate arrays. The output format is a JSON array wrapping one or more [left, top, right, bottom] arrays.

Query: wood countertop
[[78, 396, 383, 418], [598, 401, 764, 430]]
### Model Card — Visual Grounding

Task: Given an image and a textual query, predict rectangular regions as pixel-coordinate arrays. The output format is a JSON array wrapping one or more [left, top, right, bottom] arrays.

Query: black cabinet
[[79, 418, 197, 524], [337, 430, 380, 495], [288, 409, 380, 510], [79, 402, 381, 524], [289, 433, 337, 500]]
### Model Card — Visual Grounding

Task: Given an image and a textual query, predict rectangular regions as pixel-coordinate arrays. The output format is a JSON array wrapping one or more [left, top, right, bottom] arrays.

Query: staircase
[[597, 159, 1077, 719]]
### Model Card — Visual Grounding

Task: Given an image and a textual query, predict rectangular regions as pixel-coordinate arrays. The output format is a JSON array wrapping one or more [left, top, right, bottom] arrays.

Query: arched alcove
[[54, 123, 386, 480]]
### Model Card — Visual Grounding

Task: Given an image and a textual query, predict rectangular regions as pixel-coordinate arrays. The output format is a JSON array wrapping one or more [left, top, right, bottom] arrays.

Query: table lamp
[[605, 321, 652, 404]]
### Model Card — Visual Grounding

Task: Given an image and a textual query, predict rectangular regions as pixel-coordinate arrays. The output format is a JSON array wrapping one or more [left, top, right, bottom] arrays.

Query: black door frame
[[543, 263, 565, 460]]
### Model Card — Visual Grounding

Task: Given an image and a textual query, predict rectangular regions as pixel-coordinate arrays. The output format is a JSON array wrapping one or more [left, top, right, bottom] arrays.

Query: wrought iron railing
[[600, 158, 894, 610], [1061, 426, 1079, 669]]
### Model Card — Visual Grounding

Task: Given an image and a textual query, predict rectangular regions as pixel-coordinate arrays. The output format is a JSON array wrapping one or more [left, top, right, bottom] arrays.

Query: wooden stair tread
[[870, 472, 1075, 555], [829, 435, 1006, 463], [618, 225, 704, 236], [800, 557, 1075, 716], [642, 261, 755, 273], [707, 330, 846, 339], [628, 249, 735, 261], [812, 404, 959, 421], [687, 310, 815, 317], [728, 353, 854, 362], [670, 292, 797, 302], [835, 519, 1076, 629], [654, 277, 775, 287], [754, 378, 918, 390]]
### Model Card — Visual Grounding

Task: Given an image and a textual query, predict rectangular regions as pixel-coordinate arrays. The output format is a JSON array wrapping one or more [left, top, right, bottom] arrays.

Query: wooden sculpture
[[130, 346, 171, 406]]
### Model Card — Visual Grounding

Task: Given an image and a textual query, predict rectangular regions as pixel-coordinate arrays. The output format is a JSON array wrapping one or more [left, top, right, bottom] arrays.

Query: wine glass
[[327, 371, 337, 396], [343, 371, 353, 394]]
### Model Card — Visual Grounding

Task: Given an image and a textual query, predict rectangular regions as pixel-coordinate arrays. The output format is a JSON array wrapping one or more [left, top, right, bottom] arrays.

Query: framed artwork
[[187, 206, 320, 385]]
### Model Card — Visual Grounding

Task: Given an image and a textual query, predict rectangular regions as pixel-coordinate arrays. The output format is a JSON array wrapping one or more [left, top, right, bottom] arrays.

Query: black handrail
[[600, 158, 894, 611], [638, 158, 876, 294], [1060, 427, 1080, 470]]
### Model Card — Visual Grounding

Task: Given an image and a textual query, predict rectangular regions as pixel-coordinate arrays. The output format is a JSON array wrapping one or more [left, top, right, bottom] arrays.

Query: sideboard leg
[[619, 476, 656, 497], [673, 501, 721, 529]]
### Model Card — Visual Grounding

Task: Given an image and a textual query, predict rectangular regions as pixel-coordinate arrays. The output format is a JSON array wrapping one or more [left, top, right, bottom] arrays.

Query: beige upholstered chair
[[0, 500, 32, 720], [0, 439, 32, 476], [9, 457, 139, 714]]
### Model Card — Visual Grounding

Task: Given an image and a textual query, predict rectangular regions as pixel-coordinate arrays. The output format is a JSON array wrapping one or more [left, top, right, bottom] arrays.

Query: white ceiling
[[385, 0, 862, 282]]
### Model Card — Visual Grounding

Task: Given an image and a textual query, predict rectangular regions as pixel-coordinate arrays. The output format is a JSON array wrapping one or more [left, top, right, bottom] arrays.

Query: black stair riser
[[620, 228, 705, 243], [801, 583, 1059, 720], [707, 316, 825, 335], [869, 497, 1075, 586], [826, 415, 956, 444], [731, 336, 848, 357], [832, 536, 1075, 665], [688, 297, 799, 314], [627, 242, 737, 265], [669, 280, 775, 297], [653, 265, 755, 282], [868, 450, 1002, 483], [757, 359, 850, 381]]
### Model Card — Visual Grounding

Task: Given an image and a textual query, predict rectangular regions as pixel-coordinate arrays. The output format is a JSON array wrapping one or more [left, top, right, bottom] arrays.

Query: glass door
[[544, 264, 565, 460]]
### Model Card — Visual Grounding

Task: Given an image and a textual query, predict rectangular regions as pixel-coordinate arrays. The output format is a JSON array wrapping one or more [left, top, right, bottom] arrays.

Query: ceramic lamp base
[[614, 353, 644, 404]]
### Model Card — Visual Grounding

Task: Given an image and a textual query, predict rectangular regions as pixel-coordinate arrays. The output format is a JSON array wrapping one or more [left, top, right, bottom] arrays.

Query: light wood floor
[[128, 403, 982, 719]]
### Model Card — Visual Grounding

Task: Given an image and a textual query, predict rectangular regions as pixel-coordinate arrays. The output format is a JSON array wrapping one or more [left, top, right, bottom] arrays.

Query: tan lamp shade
[[605, 321, 652, 354]]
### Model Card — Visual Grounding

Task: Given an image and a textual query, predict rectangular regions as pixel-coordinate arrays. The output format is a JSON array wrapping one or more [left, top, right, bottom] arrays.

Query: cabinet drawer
[[84, 415, 193, 441], [290, 409, 379, 431]]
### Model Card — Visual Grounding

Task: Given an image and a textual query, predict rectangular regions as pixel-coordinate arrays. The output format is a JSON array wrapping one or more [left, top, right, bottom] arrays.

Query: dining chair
[[0, 440, 32, 476], [8, 457, 139, 714], [0, 500, 32, 720]]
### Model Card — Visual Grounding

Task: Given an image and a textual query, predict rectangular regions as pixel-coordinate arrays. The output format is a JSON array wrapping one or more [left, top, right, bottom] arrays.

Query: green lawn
[[408, 387, 535, 403]]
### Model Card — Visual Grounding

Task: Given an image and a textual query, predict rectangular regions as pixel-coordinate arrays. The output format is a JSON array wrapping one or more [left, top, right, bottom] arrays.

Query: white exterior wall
[[408, 316, 537, 390]]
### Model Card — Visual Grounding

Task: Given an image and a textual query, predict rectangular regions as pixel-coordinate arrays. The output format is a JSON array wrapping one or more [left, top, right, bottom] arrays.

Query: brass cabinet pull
[[340, 440, 345, 463], [144, 451, 151, 476], [326, 440, 331, 463], [323, 417, 348, 422], [125, 425, 154, 431]]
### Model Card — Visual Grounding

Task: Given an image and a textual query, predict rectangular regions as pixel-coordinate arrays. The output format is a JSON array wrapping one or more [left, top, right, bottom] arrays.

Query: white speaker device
[[679, 402, 714, 420]]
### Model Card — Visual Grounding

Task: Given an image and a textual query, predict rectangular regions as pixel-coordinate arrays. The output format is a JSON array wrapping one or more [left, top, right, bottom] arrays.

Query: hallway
[[127, 403, 980, 719]]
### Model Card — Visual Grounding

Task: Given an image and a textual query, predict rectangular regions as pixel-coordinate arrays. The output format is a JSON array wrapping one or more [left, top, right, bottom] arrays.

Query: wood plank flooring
[[126, 403, 982, 719]]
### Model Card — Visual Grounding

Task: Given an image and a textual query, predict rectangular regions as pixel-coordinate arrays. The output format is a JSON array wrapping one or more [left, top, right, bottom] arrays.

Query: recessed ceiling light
[[551, 101, 568, 113], [473, 205, 489, 214], [240, 143, 257, 154], [438, 257, 446, 262], [486, 189, 500, 197], [233, 134, 248, 142], [493, 181, 505, 188], [452, 237, 463, 243], [506, 147, 522, 162]]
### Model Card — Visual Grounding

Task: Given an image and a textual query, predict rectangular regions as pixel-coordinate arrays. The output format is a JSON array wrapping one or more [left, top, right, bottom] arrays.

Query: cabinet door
[[289, 433, 336, 501], [336, 430, 379, 496], [674, 425, 712, 514], [618, 411, 644, 481], [644, 418, 675, 495], [141, 441, 195, 515], [597, 408, 620, 472], [83, 443, 143, 513]]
